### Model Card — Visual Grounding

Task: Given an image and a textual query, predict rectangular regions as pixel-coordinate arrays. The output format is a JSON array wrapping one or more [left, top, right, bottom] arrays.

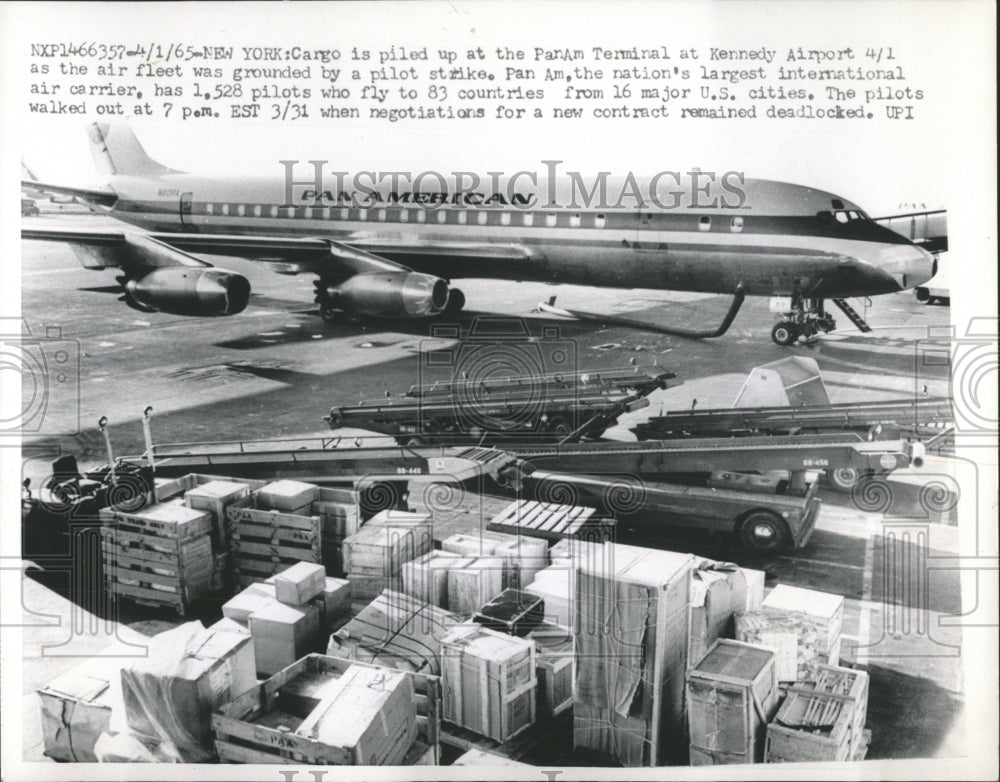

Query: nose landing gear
[[771, 296, 837, 345]]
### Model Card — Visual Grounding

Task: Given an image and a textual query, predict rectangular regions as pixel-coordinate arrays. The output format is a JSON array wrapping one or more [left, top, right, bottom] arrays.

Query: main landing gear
[[771, 297, 837, 345]]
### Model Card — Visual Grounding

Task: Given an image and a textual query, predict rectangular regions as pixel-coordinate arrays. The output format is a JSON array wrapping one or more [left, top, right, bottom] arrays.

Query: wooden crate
[[687, 639, 779, 766], [153, 473, 267, 503], [689, 560, 750, 668], [574, 544, 696, 767], [765, 688, 855, 762], [447, 557, 505, 615], [212, 653, 441, 765], [766, 664, 869, 763], [402, 550, 471, 608], [440, 623, 537, 743], [99, 518, 214, 615], [227, 495, 322, 586], [527, 622, 574, 717], [488, 499, 609, 541], [762, 584, 844, 659]]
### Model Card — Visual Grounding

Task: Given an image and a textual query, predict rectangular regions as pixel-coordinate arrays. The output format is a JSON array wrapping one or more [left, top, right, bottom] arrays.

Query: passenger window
[[206, 204, 214, 215], [358, 209, 368, 221], [501, 212, 511, 226], [253, 205, 262, 217], [523, 213, 534, 226], [322, 207, 331, 219], [835, 211, 849, 224], [477, 211, 488, 225], [400, 209, 409, 223], [416, 209, 426, 223], [730, 216, 744, 233], [569, 214, 581, 228], [221, 204, 230, 216], [546, 213, 558, 227], [269, 206, 278, 218], [378, 209, 387, 222], [437, 209, 448, 224], [595, 214, 606, 228], [699, 216, 711, 232], [237, 204, 245, 217], [457, 211, 467, 225]]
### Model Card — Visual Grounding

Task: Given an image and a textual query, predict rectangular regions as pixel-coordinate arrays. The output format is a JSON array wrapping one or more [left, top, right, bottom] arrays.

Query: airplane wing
[[21, 225, 539, 317], [20, 179, 118, 207], [21, 227, 537, 274]]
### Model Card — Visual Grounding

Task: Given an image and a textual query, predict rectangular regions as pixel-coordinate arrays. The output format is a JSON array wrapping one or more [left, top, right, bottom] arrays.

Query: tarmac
[[14, 207, 969, 765]]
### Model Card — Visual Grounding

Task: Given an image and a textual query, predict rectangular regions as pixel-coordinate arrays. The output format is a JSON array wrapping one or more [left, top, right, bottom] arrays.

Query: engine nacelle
[[126, 267, 251, 315], [327, 271, 449, 317]]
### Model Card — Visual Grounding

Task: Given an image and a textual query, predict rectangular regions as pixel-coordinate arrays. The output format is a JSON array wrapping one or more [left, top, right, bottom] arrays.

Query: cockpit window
[[818, 209, 869, 226]]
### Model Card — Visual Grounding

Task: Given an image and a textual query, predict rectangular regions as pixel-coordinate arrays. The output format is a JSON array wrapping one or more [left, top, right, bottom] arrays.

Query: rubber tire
[[826, 467, 860, 493], [320, 302, 340, 323], [402, 436, 428, 446], [771, 322, 798, 346], [738, 511, 790, 553], [547, 414, 573, 437], [444, 288, 466, 315]]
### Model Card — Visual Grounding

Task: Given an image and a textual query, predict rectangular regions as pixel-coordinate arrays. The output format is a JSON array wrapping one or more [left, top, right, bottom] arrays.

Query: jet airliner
[[21, 123, 936, 344]]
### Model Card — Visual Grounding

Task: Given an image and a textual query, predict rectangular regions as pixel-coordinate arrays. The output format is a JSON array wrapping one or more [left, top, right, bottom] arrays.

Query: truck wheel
[[826, 467, 860, 493], [547, 414, 573, 436], [738, 511, 789, 553]]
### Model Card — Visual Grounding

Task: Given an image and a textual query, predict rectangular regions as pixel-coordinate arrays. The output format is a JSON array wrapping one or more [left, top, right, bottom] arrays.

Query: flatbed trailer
[[518, 469, 822, 552], [633, 397, 952, 441]]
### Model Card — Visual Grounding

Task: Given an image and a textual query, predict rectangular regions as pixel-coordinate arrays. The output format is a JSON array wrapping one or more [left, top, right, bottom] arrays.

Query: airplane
[[21, 123, 937, 345]]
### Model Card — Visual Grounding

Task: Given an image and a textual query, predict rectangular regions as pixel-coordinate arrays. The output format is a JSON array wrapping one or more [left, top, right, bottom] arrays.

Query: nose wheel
[[771, 296, 837, 345]]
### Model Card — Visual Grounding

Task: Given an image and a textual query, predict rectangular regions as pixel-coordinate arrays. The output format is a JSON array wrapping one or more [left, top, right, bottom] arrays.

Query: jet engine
[[124, 267, 251, 315], [322, 271, 449, 317]]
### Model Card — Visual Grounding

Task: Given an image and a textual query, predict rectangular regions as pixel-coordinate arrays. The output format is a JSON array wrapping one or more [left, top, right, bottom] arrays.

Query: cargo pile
[[38, 472, 873, 767]]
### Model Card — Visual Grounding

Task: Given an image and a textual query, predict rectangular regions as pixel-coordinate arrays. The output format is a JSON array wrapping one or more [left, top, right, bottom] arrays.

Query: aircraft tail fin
[[87, 123, 182, 176]]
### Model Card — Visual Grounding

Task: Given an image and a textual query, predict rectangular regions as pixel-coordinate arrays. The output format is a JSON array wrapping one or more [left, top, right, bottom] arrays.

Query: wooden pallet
[[487, 499, 607, 541], [212, 653, 440, 765], [440, 709, 571, 761]]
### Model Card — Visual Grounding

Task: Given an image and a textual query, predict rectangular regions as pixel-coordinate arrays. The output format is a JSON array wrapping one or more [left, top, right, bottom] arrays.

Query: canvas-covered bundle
[[735, 608, 830, 682], [119, 619, 256, 762]]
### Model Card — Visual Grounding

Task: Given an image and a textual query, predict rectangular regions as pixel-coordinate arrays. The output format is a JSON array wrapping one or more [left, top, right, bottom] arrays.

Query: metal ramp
[[832, 298, 873, 333]]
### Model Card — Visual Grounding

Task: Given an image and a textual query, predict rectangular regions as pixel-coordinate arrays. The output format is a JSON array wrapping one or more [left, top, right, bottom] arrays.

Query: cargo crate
[[527, 623, 574, 717], [687, 639, 779, 765], [226, 494, 322, 586], [211, 654, 440, 765]]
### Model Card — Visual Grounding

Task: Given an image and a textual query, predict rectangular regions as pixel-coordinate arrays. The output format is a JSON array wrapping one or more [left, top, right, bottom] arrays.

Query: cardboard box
[[296, 664, 417, 765], [316, 577, 352, 627], [249, 601, 321, 677], [274, 562, 327, 605], [184, 479, 250, 550], [689, 561, 749, 667], [38, 662, 117, 762], [257, 480, 320, 512], [222, 582, 277, 625], [120, 620, 256, 762]]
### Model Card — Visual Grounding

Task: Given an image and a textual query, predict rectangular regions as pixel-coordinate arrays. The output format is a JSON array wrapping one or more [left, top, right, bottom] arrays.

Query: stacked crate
[[153, 473, 264, 595], [527, 622, 574, 718], [686, 639, 780, 765], [342, 510, 433, 599], [328, 590, 461, 675], [736, 584, 844, 682], [226, 481, 323, 587], [401, 550, 474, 608], [99, 501, 214, 615], [523, 566, 573, 628], [212, 654, 441, 765], [765, 664, 870, 763], [473, 588, 545, 637], [688, 561, 750, 668], [440, 623, 537, 742], [311, 486, 362, 577], [762, 584, 844, 666], [573, 543, 696, 767], [447, 556, 505, 615], [442, 530, 545, 590]]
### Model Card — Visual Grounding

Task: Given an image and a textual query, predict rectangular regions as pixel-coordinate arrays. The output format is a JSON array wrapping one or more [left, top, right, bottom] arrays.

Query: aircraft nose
[[875, 242, 937, 291]]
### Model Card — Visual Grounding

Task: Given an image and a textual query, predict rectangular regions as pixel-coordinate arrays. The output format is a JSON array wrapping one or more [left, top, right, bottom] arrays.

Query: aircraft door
[[179, 192, 193, 227]]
